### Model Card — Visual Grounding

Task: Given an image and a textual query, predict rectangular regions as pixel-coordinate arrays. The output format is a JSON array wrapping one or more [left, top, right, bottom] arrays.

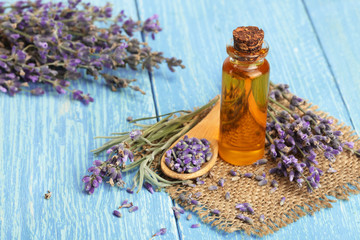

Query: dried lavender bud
[[236, 214, 253, 224], [191, 200, 199, 205], [174, 210, 181, 219], [235, 204, 247, 212], [172, 206, 185, 214], [129, 130, 142, 141], [225, 192, 231, 200], [194, 192, 202, 198], [255, 175, 265, 181], [280, 197, 286, 206], [236, 214, 245, 221], [270, 187, 277, 193], [253, 158, 268, 166], [208, 185, 218, 191], [218, 178, 225, 187], [196, 180, 205, 185], [126, 116, 133, 122], [126, 188, 134, 194], [230, 169, 238, 176], [258, 179, 268, 186], [152, 228, 167, 238], [187, 214, 192, 220], [113, 210, 122, 218], [191, 224, 201, 228], [0, 1, 184, 104], [327, 164, 337, 173], [247, 206, 255, 215], [143, 182, 155, 194], [210, 209, 220, 216], [244, 173, 253, 178], [259, 214, 265, 223], [271, 180, 279, 188], [244, 217, 254, 225], [129, 206, 139, 213], [121, 203, 134, 208], [119, 199, 128, 207], [166, 135, 212, 173]]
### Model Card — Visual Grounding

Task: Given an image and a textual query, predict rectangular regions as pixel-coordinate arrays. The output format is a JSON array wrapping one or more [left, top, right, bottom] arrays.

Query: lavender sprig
[[0, 0, 185, 104], [266, 82, 359, 192], [84, 97, 219, 194]]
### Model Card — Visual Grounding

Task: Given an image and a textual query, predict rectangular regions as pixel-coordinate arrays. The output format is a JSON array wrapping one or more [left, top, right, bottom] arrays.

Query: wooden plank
[[304, 0, 360, 132], [137, 0, 360, 239], [0, 0, 179, 239]]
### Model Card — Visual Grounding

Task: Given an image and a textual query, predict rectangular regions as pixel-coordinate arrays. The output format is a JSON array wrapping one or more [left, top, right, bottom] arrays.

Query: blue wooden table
[[1, 0, 360, 239]]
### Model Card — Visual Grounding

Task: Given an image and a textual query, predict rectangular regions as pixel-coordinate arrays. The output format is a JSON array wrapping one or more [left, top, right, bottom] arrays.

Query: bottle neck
[[226, 40, 269, 67]]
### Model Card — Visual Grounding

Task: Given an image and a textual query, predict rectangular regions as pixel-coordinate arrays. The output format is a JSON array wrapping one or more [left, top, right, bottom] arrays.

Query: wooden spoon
[[160, 99, 220, 180]]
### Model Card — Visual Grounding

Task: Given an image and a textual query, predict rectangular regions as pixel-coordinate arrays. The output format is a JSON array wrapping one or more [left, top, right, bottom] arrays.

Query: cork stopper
[[233, 26, 264, 54]]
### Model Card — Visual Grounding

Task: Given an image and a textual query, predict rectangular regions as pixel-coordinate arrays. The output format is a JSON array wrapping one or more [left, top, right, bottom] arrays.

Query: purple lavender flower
[[0, 85, 7, 93], [345, 142, 354, 149], [120, 199, 128, 206], [129, 129, 142, 140], [218, 178, 225, 187], [210, 209, 220, 215], [230, 169, 238, 176], [144, 182, 154, 194], [152, 228, 166, 238], [225, 192, 230, 200], [172, 206, 185, 214], [236, 214, 245, 221], [129, 206, 138, 213], [196, 179, 205, 185], [208, 185, 218, 191], [126, 188, 134, 194], [113, 210, 122, 218], [244, 173, 253, 178], [191, 199, 199, 205], [166, 136, 212, 173], [55, 85, 66, 95], [194, 192, 202, 198], [258, 179, 268, 186], [280, 197, 286, 206], [244, 217, 254, 225], [191, 224, 200, 228], [259, 214, 265, 223], [253, 158, 268, 166]]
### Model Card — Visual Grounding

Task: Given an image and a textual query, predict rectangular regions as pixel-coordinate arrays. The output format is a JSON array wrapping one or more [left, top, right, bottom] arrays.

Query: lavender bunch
[[82, 143, 133, 194], [266, 82, 359, 192], [0, 0, 184, 104], [82, 96, 219, 194]]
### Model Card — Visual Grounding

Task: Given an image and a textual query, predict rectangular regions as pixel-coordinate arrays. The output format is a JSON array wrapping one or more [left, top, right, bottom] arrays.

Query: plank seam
[[135, 0, 161, 122], [301, 0, 357, 131], [134, 1, 182, 239]]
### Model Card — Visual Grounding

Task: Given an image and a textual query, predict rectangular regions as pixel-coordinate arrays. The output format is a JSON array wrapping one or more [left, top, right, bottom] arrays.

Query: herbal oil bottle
[[219, 26, 270, 166]]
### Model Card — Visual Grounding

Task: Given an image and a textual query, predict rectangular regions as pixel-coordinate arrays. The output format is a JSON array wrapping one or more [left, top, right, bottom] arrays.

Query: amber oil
[[219, 36, 270, 166]]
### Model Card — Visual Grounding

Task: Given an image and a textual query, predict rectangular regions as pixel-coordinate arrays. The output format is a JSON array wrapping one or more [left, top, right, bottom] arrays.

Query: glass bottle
[[219, 26, 270, 166]]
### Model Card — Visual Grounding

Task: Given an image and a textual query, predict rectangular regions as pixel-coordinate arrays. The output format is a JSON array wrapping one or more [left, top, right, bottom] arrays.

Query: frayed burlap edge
[[162, 101, 360, 237]]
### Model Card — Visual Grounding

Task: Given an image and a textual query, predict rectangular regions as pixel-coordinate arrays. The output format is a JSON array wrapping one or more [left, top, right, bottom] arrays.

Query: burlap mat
[[163, 100, 360, 237]]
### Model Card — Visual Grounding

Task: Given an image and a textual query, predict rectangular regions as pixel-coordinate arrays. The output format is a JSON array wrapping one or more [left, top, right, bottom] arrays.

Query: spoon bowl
[[160, 99, 220, 180]]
